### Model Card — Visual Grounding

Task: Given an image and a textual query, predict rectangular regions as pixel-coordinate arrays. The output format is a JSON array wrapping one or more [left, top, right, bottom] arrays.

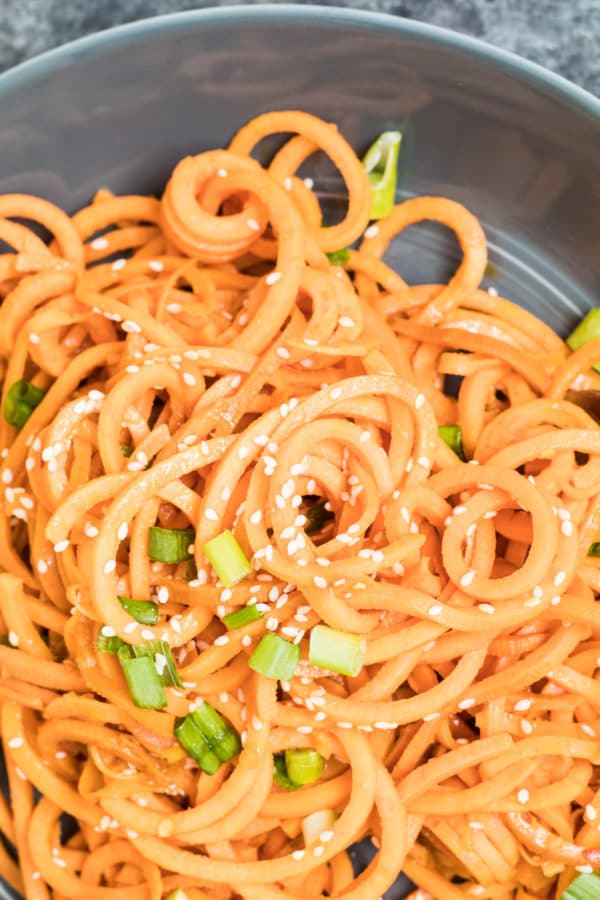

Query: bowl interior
[[0, 7, 599, 899]]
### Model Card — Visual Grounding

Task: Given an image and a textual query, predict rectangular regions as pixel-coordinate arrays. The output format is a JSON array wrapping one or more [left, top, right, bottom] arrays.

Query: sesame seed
[[1, 469, 12, 484], [100, 625, 116, 637], [214, 635, 229, 646], [469, 821, 485, 830], [313, 845, 324, 857], [586, 804, 598, 821], [374, 721, 396, 730], [117, 522, 128, 541], [423, 712, 440, 721], [8, 736, 24, 749], [415, 393, 425, 409], [551, 595, 561, 606], [29, 332, 40, 344], [141, 629, 154, 640], [417, 456, 431, 468], [247, 219, 260, 232], [458, 698, 475, 710], [84, 522, 99, 538], [122, 320, 142, 334], [292, 850, 305, 861], [517, 789, 529, 804], [37, 559, 48, 574], [204, 508, 218, 521], [112, 258, 126, 271], [364, 224, 379, 239], [338, 316, 355, 328], [53, 540, 69, 553], [553, 571, 566, 586], [329, 387, 342, 400], [183, 373, 196, 387], [520, 719, 533, 735], [514, 699, 532, 712], [124, 622, 138, 634], [103, 560, 116, 575], [241, 635, 252, 647], [428, 605, 443, 616], [581, 724, 596, 737], [561, 520, 573, 537], [460, 570, 475, 588], [478, 603, 495, 615], [266, 271, 282, 286], [313, 575, 327, 589], [148, 260, 163, 272]]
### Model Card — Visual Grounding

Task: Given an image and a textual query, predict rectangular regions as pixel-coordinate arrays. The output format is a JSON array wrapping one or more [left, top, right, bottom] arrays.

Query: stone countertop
[[0, 0, 598, 96]]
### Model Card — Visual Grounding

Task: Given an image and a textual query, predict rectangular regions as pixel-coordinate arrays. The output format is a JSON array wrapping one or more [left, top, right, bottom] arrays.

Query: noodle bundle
[[0, 110, 599, 900]]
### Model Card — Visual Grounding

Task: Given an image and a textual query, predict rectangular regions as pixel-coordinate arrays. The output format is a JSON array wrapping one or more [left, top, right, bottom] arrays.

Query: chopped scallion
[[362, 131, 402, 220], [285, 748, 325, 786], [174, 702, 241, 774], [560, 873, 600, 900], [326, 248, 350, 266], [309, 624, 365, 677], [4, 380, 46, 429], [438, 425, 466, 461], [203, 530, 252, 587], [223, 605, 264, 629], [96, 632, 126, 654], [118, 596, 159, 625], [117, 645, 167, 709], [249, 632, 300, 681], [567, 309, 600, 373], [273, 753, 300, 791], [132, 639, 182, 687], [148, 526, 194, 564]]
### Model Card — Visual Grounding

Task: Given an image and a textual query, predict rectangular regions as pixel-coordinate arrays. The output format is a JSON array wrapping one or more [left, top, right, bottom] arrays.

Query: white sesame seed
[[148, 260, 163, 272], [8, 736, 24, 749], [292, 850, 305, 861], [423, 712, 441, 721], [124, 622, 138, 634], [141, 629, 154, 640], [478, 603, 495, 615], [428, 605, 443, 616], [581, 724, 596, 737], [112, 258, 126, 271], [415, 393, 425, 410], [204, 508, 218, 521], [586, 804, 598, 821], [460, 570, 475, 587], [338, 316, 355, 328], [117, 522, 128, 541], [313, 575, 327, 589], [29, 332, 40, 344], [247, 219, 260, 232], [266, 271, 282, 286], [417, 456, 431, 468], [1, 469, 13, 484], [37, 559, 48, 574], [122, 320, 142, 334], [214, 635, 229, 646], [313, 845, 324, 857], [458, 698, 475, 710], [329, 387, 342, 400], [100, 625, 116, 637], [53, 540, 69, 553], [553, 571, 566, 586], [84, 522, 99, 538], [561, 520, 573, 537], [241, 635, 252, 647], [364, 224, 379, 239], [520, 719, 533, 735], [514, 699, 532, 712], [517, 789, 529, 804], [103, 560, 116, 574], [183, 373, 196, 387], [8, 631, 19, 647]]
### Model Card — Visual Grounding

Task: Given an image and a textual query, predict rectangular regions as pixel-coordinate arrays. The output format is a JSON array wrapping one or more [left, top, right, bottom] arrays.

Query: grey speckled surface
[[0, 0, 598, 96]]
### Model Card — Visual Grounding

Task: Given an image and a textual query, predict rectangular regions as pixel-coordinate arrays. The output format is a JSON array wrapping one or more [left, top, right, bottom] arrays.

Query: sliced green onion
[[148, 526, 194, 563], [174, 715, 221, 775], [174, 703, 241, 774], [273, 753, 300, 791], [96, 631, 126, 654], [305, 498, 334, 536], [326, 248, 350, 266], [4, 380, 46, 428], [202, 530, 252, 587], [249, 632, 300, 681], [285, 748, 325, 786], [118, 596, 159, 625], [132, 639, 182, 687], [567, 309, 600, 373], [362, 131, 402, 220], [117, 645, 167, 709], [438, 425, 466, 461], [302, 808, 336, 847], [120, 443, 134, 458], [223, 605, 264, 629], [309, 624, 365, 677], [560, 873, 600, 900]]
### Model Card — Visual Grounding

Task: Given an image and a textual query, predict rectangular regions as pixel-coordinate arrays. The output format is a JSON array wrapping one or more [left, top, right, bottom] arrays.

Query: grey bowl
[[0, 6, 599, 899]]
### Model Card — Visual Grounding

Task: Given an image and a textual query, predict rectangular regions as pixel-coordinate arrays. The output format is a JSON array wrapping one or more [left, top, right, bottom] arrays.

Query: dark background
[[0, 0, 598, 96]]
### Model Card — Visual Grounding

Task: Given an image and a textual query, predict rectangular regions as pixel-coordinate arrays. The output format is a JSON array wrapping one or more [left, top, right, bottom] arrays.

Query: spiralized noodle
[[0, 109, 599, 900]]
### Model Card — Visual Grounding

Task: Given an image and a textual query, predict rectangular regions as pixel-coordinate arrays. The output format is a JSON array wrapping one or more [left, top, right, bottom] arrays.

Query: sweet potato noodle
[[0, 110, 599, 900]]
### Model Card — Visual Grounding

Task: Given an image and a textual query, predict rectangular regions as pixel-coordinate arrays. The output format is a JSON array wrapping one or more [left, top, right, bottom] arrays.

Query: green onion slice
[[148, 526, 194, 563], [285, 748, 325, 786], [132, 639, 182, 687], [309, 624, 365, 677], [203, 530, 252, 587], [96, 631, 126, 654], [223, 605, 264, 629], [4, 380, 46, 429], [249, 632, 300, 681], [326, 248, 350, 266], [175, 702, 241, 774], [273, 753, 300, 791], [362, 131, 402, 220], [438, 425, 466, 461], [560, 873, 600, 900], [117, 645, 167, 709], [567, 309, 600, 373], [118, 596, 159, 625]]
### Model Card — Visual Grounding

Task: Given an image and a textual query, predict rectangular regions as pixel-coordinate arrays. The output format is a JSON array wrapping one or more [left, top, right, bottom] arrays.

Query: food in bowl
[[0, 110, 599, 900]]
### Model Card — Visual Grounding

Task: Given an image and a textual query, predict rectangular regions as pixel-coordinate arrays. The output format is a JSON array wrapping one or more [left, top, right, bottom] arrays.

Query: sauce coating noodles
[[0, 111, 599, 900]]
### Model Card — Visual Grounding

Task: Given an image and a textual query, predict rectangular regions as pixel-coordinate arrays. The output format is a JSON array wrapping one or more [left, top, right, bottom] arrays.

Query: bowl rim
[[0, 3, 598, 120]]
